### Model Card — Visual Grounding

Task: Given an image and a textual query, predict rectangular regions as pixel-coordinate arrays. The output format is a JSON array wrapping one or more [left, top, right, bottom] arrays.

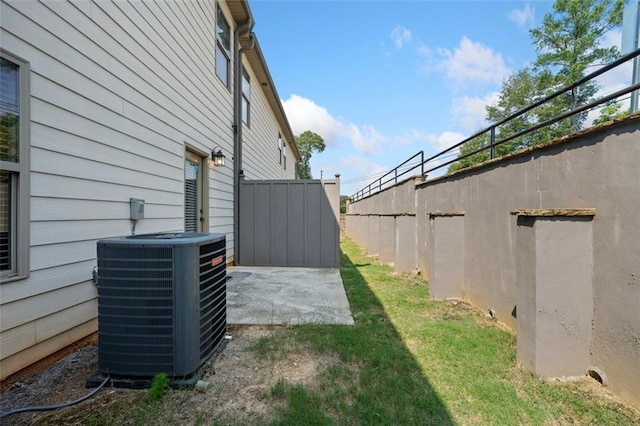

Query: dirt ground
[[0, 326, 337, 425]]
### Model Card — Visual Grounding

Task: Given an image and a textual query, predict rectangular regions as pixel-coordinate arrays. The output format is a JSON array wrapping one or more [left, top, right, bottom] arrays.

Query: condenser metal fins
[[96, 233, 226, 378]]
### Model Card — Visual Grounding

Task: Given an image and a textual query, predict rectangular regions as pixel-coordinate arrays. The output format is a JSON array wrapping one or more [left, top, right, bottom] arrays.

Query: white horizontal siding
[[1, 319, 97, 381], [0, 0, 292, 379], [32, 148, 182, 194], [241, 59, 297, 180], [0, 0, 234, 379], [31, 173, 183, 204], [31, 96, 182, 165], [30, 219, 182, 247], [31, 198, 182, 222], [0, 281, 96, 331], [1, 299, 97, 359], [1, 322, 34, 360], [3, 259, 97, 303], [31, 241, 98, 271]]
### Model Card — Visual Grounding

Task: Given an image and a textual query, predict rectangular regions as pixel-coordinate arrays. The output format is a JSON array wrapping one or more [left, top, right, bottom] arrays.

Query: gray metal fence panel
[[239, 179, 340, 267]]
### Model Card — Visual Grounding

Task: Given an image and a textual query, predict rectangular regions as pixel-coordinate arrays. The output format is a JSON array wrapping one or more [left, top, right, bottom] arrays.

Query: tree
[[448, 133, 491, 173], [449, 0, 625, 172], [448, 68, 568, 173], [340, 195, 350, 214], [592, 100, 630, 125], [531, 0, 624, 83], [295, 130, 325, 179], [530, 0, 625, 130]]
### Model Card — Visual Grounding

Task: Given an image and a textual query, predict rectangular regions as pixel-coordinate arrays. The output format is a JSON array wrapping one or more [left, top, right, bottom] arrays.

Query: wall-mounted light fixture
[[211, 147, 226, 167]]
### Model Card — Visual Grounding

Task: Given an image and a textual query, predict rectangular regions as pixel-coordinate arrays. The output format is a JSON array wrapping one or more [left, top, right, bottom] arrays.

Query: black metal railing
[[350, 151, 424, 201], [350, 47, 640, 202]]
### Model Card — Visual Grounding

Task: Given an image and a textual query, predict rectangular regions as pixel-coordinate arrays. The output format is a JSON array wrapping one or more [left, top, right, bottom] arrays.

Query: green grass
[[255, 236, 640, 425], [60, 236, 640, 425], [148, 373, 169, 401]]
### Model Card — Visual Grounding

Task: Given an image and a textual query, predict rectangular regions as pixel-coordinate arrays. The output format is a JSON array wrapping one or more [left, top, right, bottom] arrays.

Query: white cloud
[[341, 156, 389, 178], [426, 131, 465, 152], [281, 94, 343, 143], [392, 129, 431, 146], [282, 94, 385, 154], [600, 28, 622, 51], [586, 29, 633, 125], [451, 92, 500, 132], [308, 159, 340, 180], [436, 37, 511, 86], [508, 3, 535, 28], [597, 30, 631, 90], [422, 131, 467, 176], [416, 43, 432, 59], [344, 124, 386, 155], [390, 25, 412, 48], [389, 128, 464, 151]]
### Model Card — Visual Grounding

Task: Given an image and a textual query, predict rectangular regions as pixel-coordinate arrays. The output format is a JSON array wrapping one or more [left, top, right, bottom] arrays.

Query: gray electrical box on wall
[[130, 198, 145, 220]]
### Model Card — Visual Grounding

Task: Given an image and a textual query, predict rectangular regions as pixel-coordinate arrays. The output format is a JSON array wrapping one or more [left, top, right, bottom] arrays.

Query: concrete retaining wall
[[346, 178, 419, 271], [345, 116, 640, 406]]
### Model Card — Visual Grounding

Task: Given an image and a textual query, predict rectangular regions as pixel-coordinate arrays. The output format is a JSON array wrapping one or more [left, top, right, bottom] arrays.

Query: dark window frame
[[215, 6, 231, 87], [241, 67, 250, 125], [0, 49, 30, 282]]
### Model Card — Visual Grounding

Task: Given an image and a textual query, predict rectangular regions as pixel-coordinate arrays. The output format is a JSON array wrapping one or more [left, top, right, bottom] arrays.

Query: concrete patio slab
[[226, 266, 355, 325]]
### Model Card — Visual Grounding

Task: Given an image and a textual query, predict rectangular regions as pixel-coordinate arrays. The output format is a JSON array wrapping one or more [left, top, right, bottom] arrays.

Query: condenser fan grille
[[198, 240, 227, 359], [98, 245, 175, 376], [96, 233, 226, 378]]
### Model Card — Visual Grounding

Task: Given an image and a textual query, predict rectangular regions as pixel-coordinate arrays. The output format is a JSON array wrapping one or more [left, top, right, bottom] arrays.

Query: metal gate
[[239, 178, 340, 267]]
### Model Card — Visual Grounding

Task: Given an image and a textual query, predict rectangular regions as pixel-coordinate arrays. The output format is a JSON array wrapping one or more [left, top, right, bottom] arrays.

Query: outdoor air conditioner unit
[[96, 232, 226, 378]]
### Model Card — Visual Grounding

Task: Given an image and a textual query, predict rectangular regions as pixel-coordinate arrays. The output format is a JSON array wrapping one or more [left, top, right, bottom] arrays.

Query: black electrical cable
[[0, 375, 110, 419]]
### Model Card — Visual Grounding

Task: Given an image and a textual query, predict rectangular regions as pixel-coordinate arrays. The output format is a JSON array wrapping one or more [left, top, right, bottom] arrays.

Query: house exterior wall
[[241, 57, 296, 180], [0, 0, 297, 381]]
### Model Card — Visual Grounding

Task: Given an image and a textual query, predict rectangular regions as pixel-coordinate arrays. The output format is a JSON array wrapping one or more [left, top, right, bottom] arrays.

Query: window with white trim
[[1, 50, 29, 280], [215, 6, 231, 87], [241, 67, 250, 125]]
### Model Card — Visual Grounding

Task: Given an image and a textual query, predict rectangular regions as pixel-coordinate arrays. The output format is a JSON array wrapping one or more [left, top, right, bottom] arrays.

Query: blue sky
[[249, 0, 627, 195]]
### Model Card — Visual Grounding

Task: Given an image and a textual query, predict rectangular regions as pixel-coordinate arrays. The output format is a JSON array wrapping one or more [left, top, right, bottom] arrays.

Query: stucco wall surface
[[346, 117, 640, 406], [416, 119, 640, 405]]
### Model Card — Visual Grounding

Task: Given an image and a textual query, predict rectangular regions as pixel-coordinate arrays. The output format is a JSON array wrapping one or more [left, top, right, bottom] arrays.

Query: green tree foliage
[[447, 133, 491, 173], [486, 69, 565, 149], [295, 130, 325, 179], [340, 195, 350, 214], [592, 99, 630, 125], [531, 0, 624, 82], [530, 0, 625, 130], [449, 0, 625, 173]]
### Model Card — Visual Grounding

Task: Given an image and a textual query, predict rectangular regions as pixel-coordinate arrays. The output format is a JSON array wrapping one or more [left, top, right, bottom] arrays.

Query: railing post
[[394, 169, 397, 184], [571, 86, 578, 129], [632, 51, 640, 113], [420, 151, 424, 177], [490, 127, 496, 159]]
